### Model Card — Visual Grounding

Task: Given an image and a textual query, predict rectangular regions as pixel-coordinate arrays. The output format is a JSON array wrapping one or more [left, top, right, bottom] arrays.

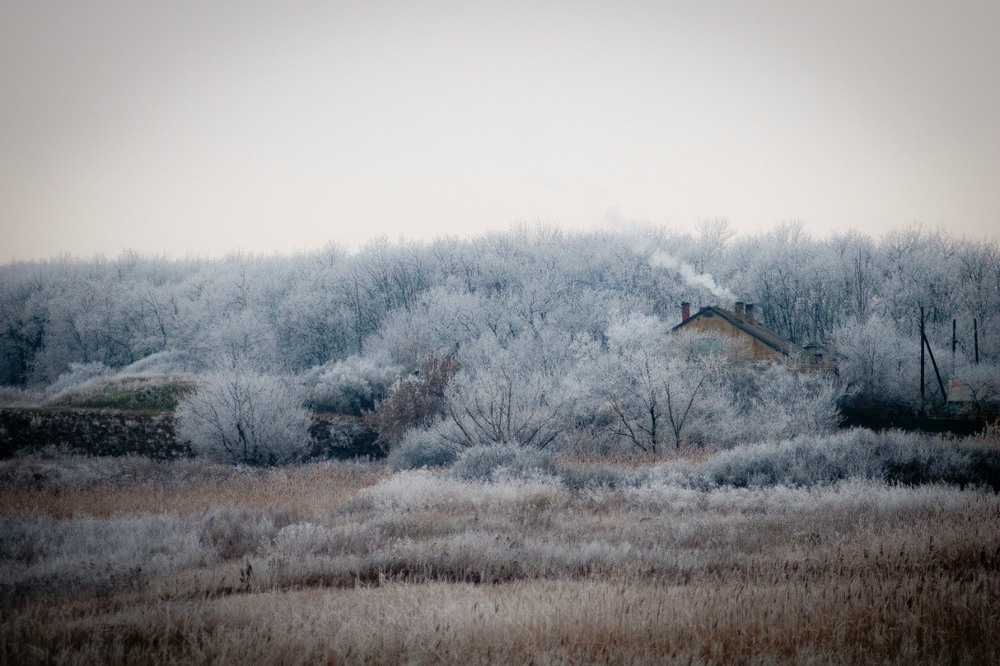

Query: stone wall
[[0, 408, 382, 461], [307, 415, 382, 460], [0, 408, 187, 459]]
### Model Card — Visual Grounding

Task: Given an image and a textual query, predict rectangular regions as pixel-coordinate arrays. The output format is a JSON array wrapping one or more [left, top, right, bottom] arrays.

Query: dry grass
[[556, 443, 720, 470], [0, 456, 385, 518], [1, 452, 998, 665]]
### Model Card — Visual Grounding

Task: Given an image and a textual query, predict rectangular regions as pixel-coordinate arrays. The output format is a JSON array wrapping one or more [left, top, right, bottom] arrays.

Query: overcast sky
[[2, 0, 998, 262]]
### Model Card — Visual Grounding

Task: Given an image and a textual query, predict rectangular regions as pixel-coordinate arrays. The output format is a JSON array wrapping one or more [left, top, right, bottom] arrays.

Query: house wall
[[680, 311, 788, 363]]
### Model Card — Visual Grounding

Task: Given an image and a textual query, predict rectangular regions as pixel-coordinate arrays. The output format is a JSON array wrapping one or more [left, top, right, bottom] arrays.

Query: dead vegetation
[[1, 451, 998, 664]]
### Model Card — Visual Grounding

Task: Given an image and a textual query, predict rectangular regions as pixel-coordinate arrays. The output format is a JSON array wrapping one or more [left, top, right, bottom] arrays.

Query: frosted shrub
[[274, 523, 338, 558], [303, 352, 403, 415], [387, 428, 459, 470], [834, 315, 919, 405], [833, 315, 935, 427], [450, 444, 558, 482], [176, 371, 311, 466], [682, 429, 1000, 490], [41, 362, 110, 401], [701, 363, 841, 448], [365, 355, 459, 450], [582, 317, 723, 453]]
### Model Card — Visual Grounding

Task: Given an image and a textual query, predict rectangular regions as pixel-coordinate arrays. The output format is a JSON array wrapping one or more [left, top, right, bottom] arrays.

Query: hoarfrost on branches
[[176, 370, 311, 465]]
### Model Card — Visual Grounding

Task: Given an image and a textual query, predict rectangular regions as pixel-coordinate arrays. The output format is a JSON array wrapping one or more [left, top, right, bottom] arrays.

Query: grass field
[[2, 438, 999, 664]]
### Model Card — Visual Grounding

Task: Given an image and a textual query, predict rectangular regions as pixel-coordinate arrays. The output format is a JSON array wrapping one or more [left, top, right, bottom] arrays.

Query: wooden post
[[920, 306, 926, 411], [923, 330, 948, 404]]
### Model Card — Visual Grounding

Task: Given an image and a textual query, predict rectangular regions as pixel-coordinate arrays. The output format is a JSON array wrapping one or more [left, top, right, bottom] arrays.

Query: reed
[[2, 453, 997, 664]]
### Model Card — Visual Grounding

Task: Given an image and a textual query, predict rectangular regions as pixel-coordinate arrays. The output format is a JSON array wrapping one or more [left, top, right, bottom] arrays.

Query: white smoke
[[649, 251, 736, 302]]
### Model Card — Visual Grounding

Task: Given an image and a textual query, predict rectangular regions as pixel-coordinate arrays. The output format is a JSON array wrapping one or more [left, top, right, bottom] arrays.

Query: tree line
[[2, 221, 995, 386], [1, 222, 997, 461]]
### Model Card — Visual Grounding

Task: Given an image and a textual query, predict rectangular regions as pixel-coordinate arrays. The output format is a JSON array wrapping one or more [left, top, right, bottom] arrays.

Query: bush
[[303, 353, 403, 415], [450, 444, 558, 482], [176, 371, 311, 466], [679, 429, 1000, 490], [198, 508, 277, 560], [387, 429, 460, 470], [558, 465, 650, 491], [364, 355, 459, 450]]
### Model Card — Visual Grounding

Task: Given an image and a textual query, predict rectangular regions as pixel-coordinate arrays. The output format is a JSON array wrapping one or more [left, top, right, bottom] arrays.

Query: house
[[947, 376, 1000, 420], [671, 302, 827, 369]]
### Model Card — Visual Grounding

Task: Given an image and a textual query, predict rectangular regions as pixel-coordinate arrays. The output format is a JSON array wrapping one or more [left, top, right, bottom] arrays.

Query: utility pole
[[974, 319, 980, 365], [920, 306, 926, 412], [952, 319, 957, 375]]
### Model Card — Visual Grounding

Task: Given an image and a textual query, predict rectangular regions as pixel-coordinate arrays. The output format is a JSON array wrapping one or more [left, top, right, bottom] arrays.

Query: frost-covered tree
[[437, 329, 585, 450], [202, 309, 281, 372], [367, 282, 500, 367], [1, 224, 997, 393], [833, 315, 919, 406], [584, 316, 726, 452], [709, 363, 841, 446], [948, 363, 1000, 420], [176, 370, 311, 465]]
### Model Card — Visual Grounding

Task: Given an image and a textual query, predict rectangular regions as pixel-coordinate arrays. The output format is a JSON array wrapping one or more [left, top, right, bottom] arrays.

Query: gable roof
[[671, 305, 809, 360]]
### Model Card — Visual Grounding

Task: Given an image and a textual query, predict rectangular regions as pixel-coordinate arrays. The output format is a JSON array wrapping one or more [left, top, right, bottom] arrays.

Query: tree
[[588, 316, 723, 452], [833, 315, 918, 405], [176, 370, 311, 465], [948, 363, 1000, 421], [712, 362, 841, 446], [437, 329, 584, 450], [831, 230, 882, 323], [693, 217, 734, 274], [202, 309, 281, 372]]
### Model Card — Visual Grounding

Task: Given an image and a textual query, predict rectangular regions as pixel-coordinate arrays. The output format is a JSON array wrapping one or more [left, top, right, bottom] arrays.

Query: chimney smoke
[[648, 251, 736, 301]]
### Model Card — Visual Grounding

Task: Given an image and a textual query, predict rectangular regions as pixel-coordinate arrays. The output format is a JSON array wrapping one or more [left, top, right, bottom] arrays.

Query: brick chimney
[[745, 303, 755, 323], [734, 301, 745, 317], [681, 302, 691, 323]]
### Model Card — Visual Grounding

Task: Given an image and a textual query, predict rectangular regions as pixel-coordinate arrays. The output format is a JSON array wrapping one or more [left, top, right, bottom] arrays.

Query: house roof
[[671, 305, 809, 360]]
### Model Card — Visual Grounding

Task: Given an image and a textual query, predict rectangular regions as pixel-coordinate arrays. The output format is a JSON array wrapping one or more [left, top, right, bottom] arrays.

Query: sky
[[2, 0, 998, 262]]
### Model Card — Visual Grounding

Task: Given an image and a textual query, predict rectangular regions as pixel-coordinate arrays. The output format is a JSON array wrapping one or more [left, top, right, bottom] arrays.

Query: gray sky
[[2, 0, 998, 261]]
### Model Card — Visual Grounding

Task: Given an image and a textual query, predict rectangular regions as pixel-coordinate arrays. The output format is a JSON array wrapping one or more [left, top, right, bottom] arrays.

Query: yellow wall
[[680, 312, 788, 363]]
